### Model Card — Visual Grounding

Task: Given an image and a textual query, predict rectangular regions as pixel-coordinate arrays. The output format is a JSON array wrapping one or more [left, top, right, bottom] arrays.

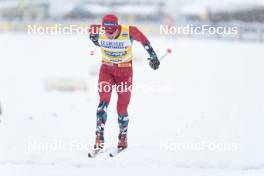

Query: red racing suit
[[89, 24, 157, 135], [90, 25, 157, 114]]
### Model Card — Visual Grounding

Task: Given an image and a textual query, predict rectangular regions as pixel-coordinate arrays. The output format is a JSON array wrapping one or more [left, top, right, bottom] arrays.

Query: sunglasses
[[103, 22, 118, 26]]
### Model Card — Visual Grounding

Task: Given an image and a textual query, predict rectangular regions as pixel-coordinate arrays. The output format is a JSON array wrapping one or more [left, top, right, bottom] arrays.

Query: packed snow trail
[[0, 34, 264, 175]]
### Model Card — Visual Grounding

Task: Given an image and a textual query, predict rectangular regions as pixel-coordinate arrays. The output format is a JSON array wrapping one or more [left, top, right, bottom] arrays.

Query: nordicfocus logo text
[[97, 81, 172, 94], [160, 140, 239, 151], [160, 24, 238, 35], [27, 24, 105, 35]]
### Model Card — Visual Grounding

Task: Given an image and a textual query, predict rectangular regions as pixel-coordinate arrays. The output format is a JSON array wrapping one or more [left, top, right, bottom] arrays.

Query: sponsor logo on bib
[[100, 41, 129, 49], [104, 50, 127, 57]]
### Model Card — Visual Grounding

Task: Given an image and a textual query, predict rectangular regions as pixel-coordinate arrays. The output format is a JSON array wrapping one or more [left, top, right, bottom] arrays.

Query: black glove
[[90, 34, 100, 46], [149, 58, 160, 70]]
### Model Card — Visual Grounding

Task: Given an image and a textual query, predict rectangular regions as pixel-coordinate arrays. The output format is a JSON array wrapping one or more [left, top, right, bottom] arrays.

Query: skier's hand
[[149, 57, 160, 70], [90, 34, 100, 47]]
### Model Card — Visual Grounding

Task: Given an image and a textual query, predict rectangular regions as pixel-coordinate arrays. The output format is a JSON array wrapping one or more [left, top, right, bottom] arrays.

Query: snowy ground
[[0, 34, 264, 175]]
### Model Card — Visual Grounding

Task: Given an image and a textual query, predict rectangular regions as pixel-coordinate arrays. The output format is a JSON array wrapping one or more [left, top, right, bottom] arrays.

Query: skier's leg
[[96, 101, 108, 135], [118, 114, 129, 135], [116, 67, 132, 135], [117, 88, 131, 134], [96, 65, 114, 136]]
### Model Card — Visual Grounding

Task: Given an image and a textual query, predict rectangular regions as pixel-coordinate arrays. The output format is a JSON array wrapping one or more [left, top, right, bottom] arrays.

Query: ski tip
[[88, 153, 93, 158]]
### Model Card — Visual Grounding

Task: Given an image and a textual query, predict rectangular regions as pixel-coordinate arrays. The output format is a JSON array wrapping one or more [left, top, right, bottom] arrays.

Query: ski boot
[[117, 133, 127, 149], [93, 132, 104, 150], [88, 133, 104, 158]]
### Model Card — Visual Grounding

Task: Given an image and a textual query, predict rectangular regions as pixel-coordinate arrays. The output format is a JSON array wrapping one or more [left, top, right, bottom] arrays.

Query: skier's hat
[[102, 14, 119, 34]]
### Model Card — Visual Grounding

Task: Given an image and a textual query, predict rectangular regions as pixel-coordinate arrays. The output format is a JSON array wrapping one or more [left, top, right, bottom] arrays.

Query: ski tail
[[109, 147, 126, 157]]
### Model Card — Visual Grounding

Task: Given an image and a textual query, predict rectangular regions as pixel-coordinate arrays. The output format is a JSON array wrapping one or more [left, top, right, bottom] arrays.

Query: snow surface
[[0, 34, 264, 175]]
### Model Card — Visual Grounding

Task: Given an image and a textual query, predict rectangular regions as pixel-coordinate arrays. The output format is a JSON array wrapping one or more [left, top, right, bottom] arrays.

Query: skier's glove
[[149, 57, 160, 70], [90, 34, 100, 47]]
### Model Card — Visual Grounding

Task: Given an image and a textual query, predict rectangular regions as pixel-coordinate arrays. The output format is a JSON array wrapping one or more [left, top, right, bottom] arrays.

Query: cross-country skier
[[89, 14, 160, 151]]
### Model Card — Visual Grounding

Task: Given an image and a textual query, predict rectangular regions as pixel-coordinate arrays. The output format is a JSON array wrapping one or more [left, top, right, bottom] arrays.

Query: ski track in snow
[[0, 34, 264, 175], [1, 159, 264, 170]]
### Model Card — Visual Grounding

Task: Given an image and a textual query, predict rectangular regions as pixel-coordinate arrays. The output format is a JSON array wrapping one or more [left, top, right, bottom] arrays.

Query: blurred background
[[1, 0, 264, 41]]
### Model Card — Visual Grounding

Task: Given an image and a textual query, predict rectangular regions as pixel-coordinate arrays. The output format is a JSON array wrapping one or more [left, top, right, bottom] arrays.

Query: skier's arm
[[129, 26, 160, 70], [129, 26, 158, 59], [89, 24, 100, 47]]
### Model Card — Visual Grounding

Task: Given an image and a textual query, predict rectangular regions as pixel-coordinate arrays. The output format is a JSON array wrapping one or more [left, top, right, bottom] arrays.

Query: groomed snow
[[0, 34, 264, 175]]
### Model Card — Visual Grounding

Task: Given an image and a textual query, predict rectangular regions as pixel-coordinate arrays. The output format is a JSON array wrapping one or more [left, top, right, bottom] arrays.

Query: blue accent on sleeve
[[144, 42, 158, 59], [130, 36, 134, 43]]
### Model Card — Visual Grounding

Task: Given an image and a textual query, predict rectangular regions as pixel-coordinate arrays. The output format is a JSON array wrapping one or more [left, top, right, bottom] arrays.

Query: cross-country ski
[[109, 148, 126, 158]]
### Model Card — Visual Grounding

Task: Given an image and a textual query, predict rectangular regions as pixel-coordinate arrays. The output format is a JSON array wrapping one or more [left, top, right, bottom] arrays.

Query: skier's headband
[[103, 22, 118, 27]]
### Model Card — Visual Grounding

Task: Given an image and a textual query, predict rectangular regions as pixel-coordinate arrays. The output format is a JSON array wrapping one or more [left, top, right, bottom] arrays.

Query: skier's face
[[103, 22, 119, 39]]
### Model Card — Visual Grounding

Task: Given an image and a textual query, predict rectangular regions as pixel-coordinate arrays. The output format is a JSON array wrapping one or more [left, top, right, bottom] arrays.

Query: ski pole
[[90, 46, 99, 56], [159, 48, 172, 61]]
